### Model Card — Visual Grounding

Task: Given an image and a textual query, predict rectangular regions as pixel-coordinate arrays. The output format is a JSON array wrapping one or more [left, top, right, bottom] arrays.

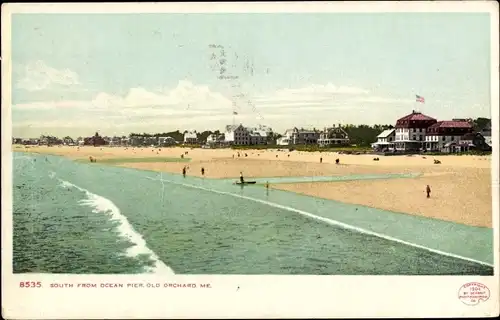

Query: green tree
[[473, 117, 491, 131]]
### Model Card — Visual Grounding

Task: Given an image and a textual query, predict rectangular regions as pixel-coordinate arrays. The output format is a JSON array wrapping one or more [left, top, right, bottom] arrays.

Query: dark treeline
[[343, 124, 394, 147], [473, 117, 491, 131]]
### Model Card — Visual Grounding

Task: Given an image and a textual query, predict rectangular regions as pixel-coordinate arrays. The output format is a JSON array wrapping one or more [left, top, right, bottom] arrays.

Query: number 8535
[[19, 281, 42, 288]]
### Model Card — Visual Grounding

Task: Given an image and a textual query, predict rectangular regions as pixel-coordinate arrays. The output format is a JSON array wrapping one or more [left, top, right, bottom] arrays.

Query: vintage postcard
[[2, 1, 499, 319]]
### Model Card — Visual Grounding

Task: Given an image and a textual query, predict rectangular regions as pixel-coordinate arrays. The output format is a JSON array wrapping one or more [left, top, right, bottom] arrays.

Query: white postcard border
[[2, 2, 499, 319]]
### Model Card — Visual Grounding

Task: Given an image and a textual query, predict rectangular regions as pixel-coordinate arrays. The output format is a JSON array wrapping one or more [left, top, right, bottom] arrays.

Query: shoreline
[[12, 146, 493, 228]]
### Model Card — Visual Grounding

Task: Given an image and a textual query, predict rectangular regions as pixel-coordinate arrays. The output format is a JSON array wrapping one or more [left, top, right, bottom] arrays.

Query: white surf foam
[[57, 178, 174, 274], [146, 176, 493, 268]]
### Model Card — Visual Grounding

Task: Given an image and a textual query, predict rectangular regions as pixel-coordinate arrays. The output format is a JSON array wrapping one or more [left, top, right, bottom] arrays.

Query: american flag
[[416, 95, 425, 103]]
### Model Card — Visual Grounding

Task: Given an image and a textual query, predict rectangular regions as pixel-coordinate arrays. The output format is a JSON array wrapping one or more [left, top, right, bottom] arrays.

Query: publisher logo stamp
[[458, 282, 490, 306]]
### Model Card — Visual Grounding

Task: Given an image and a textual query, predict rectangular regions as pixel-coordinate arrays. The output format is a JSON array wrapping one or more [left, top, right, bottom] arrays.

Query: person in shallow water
[[426, 185, 431, 198], [240, 172, 244, 183]]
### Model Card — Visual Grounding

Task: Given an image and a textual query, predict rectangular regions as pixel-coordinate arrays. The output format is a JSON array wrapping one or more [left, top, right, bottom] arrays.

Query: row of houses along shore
[[13, 110, 492, 153]]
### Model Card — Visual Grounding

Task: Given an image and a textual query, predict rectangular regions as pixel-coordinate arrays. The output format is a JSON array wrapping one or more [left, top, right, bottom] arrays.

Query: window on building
[[419, 128, 422, 132], [442, 136, 445, 141], [451, 136, 454, 141]]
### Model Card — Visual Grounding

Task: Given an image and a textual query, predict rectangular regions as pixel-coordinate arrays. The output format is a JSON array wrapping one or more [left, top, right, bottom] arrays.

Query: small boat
[[235, 181, 257, 185]]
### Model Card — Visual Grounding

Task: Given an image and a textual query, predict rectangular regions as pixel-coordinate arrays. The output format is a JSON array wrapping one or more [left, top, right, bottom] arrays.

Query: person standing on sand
[[426, 185, 431, 198], [182, 166, 186, 178], [320, 157, 323, 163], [201, 167, 205, 176]]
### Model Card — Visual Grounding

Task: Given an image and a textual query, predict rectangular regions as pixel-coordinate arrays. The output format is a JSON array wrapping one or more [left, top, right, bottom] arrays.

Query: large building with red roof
[[394, 110, 437, 151], [425, 119, 474, 152]]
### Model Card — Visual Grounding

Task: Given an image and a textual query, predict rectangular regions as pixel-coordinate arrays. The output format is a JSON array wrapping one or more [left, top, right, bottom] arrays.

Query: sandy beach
[[15, 145, 493, 227]]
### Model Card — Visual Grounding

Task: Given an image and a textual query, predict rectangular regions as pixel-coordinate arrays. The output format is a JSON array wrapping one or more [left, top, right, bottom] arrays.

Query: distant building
[[394, 111, 437, 151], [249, 131, 267, 145], [39, 136, 49, 146], [144, 136, 158, 146], [224, 124, 250, 145], [76, 137, 84, 146], [317, 124, 350, 147], [371, 129, 396, 151], [276, 136, 291, 146], [480, 120, 492, 149], [206, 133, 225, 146], [459, 132, 491, 152], [63, 137, 75, 146], [245, 126, 269, 145], [183, 131, 198, 144], [425, 120, 474, 152], [280, 127, 320, 145], [84, 133, 107, 147], [158, 136, 176, 146], [107, 136, 122, 147], [129, 135, 143, 146]]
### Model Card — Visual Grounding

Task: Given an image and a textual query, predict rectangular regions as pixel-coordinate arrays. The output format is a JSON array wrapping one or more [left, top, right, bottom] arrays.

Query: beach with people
[[14, 144, 492, 228]]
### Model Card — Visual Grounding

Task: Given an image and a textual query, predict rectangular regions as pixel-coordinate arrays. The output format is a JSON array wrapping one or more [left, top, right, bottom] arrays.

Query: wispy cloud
[[12, 78, 417, 134], [16, 60, 80, 92]]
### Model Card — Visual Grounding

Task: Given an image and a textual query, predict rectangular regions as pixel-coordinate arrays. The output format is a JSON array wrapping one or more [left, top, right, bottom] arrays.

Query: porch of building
[[394, 141, 423, 151]]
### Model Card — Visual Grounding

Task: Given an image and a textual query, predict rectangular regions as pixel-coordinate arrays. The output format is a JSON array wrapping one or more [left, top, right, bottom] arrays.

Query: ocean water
[[12, 152, 493, 275]]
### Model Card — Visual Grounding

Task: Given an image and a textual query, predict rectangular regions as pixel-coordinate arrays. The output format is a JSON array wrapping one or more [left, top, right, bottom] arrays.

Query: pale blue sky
[[11, 12, 492, 137]]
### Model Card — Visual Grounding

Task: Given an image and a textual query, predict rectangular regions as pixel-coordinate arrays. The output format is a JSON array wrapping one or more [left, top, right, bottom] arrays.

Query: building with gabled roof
[[425, 120, 474, 152], [279, 127, 320, 145], [394, 110, 437, 151], [224, 124, 250, 145], [371, 129, 396, 150], [318, 124, 350, 147]]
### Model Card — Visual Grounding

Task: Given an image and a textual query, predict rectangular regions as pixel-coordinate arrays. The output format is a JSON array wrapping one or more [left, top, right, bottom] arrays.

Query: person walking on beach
[[320, 157, 323, 163], [426, 185, 431, 198], [182, 166, 186, 178], [201, 167, 205, 176]]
